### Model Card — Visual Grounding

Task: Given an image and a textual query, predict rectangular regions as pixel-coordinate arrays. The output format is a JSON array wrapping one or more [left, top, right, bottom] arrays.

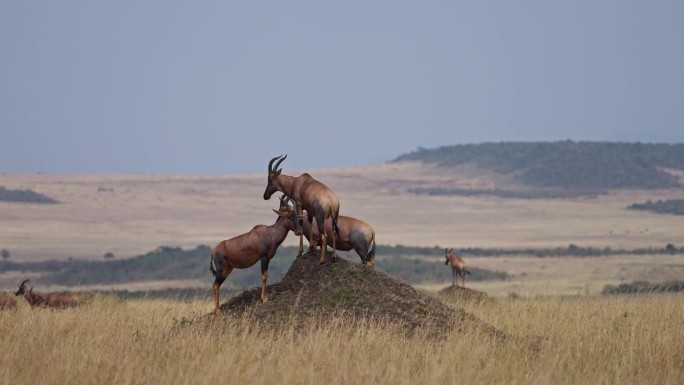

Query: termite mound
[[437, 284, 497, 306], [216, 250, 506, 339]]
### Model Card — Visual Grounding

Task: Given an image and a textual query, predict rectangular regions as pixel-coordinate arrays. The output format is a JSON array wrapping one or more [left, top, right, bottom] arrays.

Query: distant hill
[[393, 141, 684, 191], [0, 186, 58, 204]]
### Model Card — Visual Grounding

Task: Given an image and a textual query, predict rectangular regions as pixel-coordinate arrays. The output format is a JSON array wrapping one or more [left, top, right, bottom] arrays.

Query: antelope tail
[[332, 215, 340, 237], [209, 254, 218, 278], [368, 235, 376, 260]]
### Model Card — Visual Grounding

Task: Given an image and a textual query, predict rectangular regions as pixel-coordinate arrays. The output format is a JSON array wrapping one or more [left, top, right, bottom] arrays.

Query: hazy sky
[[1, 1, 683, 174]]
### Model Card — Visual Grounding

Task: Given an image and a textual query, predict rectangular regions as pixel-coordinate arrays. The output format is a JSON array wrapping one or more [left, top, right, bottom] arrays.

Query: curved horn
[[274, 154, 287, 173], [20, 279, 30, 287], [288, 197, 298, 214], [268, 155, 283, 173]]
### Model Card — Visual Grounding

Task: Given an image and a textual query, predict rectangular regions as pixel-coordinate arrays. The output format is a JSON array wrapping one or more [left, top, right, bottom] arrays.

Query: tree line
[[627, 199, 684, 216], [4, 243, 683, 289]]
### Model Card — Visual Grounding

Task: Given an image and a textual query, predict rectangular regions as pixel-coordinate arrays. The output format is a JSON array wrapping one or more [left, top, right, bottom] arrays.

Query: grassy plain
[[2, 159, 683, 384], [2, 293, 683, 385], [1, 162, 683, 264], [2, 161, 683, 296]]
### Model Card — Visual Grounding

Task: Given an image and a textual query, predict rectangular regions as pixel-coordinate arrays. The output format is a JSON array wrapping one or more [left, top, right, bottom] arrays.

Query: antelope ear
[[273, 209, 283, 216]]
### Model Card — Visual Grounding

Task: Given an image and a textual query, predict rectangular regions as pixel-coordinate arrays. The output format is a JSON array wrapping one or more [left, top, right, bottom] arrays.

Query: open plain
[[1, 161, 683, 295], [2, 161, 684, 384]]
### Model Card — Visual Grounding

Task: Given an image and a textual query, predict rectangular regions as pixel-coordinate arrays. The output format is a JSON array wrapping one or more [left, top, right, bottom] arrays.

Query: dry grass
[[417, 253, 684, 297], [2, 293, 683, 385]]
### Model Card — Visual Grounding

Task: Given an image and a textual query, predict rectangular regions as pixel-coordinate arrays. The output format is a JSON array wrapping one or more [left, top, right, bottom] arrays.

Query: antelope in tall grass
[[0, 294, 17, 310], [263, 154, 341, 265], [210, 196, 302, 313], [444, 248, 470, 287], [15, 280, 80, 308]]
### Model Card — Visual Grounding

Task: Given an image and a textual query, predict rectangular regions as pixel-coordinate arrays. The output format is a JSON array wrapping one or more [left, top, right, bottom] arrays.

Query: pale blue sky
[[1, 1, 683, 174]]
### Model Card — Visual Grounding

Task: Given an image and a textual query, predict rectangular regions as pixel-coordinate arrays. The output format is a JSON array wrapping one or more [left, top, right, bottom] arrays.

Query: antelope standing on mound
[[15, 280, 80, 308], [444, 248, 470, 287], [263, 154, 341, 265], [210, 196, 302, 313], [299, 211, 376, 267], [0, 294, 17, 310]]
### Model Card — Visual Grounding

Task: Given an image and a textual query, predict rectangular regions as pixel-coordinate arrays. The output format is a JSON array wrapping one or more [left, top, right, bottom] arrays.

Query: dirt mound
[[218, 251, 505, 338], [437, 285, 497, 305]]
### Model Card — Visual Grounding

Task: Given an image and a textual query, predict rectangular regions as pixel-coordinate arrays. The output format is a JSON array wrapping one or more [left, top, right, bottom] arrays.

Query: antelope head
[[279, 194, 307, 226], [273, 194, 303, 236], [444, 248, 452, 265], [15, 279, 30, 296], [263, 154, 287, 200]]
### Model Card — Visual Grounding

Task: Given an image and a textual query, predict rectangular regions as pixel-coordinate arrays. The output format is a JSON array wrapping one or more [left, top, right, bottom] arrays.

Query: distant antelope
[[444, 248, 470, 287], [15, 280, 80, 308], [0, 294, 17, 310], [210, 196, 302, 313], [263, 154, 341, 265]]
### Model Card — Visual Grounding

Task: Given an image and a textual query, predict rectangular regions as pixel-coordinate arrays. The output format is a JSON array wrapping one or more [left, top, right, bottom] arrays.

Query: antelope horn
[[288, 198, 298, 214], [268, 155, 283, 173], [20, 279, 30, 286], [273, 154, 287, 173]]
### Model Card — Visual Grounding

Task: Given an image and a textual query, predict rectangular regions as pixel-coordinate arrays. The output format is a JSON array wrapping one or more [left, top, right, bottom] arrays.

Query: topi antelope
[[444, 248, 470, 287], [298, 210, 376, 267], [263, 154, 341, 265], [209, 196, 302, 313], [0, 294, 17, 310], [15, 280, 80, 308]]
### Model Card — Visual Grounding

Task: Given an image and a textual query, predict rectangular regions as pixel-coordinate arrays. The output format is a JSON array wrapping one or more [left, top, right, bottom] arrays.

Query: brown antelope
[[209, 196, 302, 313], [263, 154, 341, 265], [299, 211, 376, 267], [0, 294, 17, 310], [15, 280, 80, 308], [444, 248, 470, 287]]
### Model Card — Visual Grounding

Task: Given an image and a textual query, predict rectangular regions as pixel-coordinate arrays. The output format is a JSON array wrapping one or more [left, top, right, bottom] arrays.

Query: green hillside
[[394, 141, 684, 190]]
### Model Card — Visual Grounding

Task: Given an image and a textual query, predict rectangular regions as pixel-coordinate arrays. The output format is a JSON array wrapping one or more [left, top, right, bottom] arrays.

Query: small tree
[[103, 252, 115, 259], [1, 249, 9, 261], [665, 244, 676, 254]]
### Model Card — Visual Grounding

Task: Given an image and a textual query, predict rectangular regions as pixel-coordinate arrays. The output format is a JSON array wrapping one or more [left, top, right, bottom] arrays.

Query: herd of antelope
[[208, 155, 469, 313], [1, 154, 469, 313], [209, 155, 378, 312]]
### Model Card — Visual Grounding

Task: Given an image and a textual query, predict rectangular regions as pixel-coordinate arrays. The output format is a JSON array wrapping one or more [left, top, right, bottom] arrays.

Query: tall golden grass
[[2, 293, 683, 385]]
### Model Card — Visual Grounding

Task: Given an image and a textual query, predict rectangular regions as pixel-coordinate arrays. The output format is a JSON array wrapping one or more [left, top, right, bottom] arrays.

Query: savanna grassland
[[2, 293, 683, 385], [3, 143, 684, 384]]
